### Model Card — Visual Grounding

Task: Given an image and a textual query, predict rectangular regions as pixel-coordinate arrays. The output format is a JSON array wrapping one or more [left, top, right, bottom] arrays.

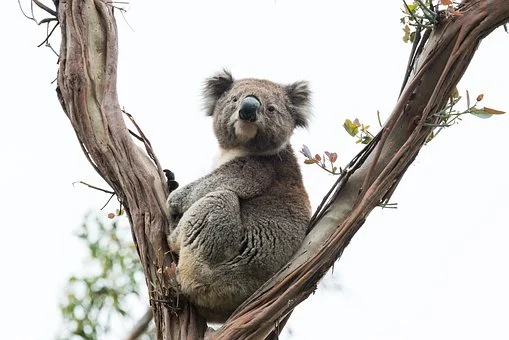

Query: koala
[[167, 70, 311, 323]]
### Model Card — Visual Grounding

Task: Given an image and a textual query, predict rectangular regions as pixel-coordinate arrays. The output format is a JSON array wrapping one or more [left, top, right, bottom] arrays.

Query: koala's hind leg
[[174, 190, 248, 319], [169, 189, 243, 258]]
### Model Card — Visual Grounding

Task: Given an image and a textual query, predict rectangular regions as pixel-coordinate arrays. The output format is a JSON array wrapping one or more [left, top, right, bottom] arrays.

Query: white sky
[[3, 1, 509, 339]]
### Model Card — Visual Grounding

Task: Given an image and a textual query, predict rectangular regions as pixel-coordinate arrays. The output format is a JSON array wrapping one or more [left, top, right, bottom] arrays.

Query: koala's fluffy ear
[[203, 69, 235, 116], [285, 81, 311, 128]]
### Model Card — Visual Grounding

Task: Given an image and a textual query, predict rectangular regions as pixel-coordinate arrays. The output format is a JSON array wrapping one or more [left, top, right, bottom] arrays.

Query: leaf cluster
[[300, 145, 341, 175], [426, 90, 505, 142], [343, 118, 376, 145], [401, 0, 463, 43]]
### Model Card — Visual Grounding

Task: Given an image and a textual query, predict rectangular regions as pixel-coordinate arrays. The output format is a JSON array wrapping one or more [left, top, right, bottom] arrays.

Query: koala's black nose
[[239, 96, 260, 122]]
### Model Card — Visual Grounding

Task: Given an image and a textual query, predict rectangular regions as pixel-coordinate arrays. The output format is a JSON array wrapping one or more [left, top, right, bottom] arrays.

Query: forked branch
[[51, 0, 509, 339]]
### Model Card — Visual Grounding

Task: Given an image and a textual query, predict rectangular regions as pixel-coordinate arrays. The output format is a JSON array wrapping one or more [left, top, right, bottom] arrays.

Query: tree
[[24, 0, 509, 339]]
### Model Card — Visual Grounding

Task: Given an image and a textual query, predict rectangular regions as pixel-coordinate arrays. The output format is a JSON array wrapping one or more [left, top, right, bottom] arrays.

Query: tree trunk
[[53, 0, 509, 339], [56, 0, 205, 338]]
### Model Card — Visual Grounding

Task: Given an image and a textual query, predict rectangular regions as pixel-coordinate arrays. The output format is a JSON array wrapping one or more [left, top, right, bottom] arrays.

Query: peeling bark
[[56, 0, 206, 339], [215, 1, 509, 338], [53, 0, 509, 339]]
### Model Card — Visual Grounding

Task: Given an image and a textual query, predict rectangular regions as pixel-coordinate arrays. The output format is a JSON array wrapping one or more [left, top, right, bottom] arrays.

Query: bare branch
[[33, 0, 57, 17], [18, 0, 36, 22], [124, 308, 153, 340], [72, 180, 114, 194], [37, 21, 59, 47]]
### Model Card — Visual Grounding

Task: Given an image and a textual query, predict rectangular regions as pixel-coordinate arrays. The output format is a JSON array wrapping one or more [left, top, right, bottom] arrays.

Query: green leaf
[[343, 119, 359, 137], [304, 159, 318, 164], [409, 31, 416, 43], [402, 24, 411, 43], [361, 136, 373, 144], [470, 108, 493, 119], [405, 3, 418, 13]]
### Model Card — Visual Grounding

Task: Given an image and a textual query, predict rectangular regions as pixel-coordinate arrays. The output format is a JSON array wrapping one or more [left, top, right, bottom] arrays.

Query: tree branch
[[56, 0, 205, 338], [52, 0, 509, 339], [215, 1, 509, 338], [124, 308, 153, 340]]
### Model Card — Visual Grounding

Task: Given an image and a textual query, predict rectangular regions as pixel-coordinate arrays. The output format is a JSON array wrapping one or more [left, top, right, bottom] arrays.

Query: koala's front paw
[[167, 186, 192, 216], [167, 226, 181, 254]]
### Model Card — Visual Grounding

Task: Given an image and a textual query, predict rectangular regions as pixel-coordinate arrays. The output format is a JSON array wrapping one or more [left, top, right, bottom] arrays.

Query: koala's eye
[[268, 104, 276, 112], [232, 96, 238, 103]]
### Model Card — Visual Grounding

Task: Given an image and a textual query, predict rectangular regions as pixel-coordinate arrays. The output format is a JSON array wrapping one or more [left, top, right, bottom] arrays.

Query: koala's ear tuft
[[203, 69, 235, 116], [286, 81, 312, 128]]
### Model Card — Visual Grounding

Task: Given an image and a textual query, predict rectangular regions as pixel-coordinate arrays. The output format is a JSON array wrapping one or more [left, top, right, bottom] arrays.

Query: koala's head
[[203, 70, 311, 154]]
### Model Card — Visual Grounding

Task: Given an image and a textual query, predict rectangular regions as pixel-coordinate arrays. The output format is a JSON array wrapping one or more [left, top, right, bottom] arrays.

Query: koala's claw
[[163, 169, 179, 193]]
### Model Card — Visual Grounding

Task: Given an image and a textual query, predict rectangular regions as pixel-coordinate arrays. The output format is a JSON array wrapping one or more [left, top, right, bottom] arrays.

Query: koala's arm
[[168, 158, 274, 215]]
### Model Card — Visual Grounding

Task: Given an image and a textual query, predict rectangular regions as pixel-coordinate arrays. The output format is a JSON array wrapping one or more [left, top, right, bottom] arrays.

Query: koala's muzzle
[[239, 96, 260, 122]]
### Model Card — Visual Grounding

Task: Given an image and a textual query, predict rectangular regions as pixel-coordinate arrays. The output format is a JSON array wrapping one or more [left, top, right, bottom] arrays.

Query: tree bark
[[56, 0, 205, 339], [53, 0, 509, 339], [216, 1, 509, 338]]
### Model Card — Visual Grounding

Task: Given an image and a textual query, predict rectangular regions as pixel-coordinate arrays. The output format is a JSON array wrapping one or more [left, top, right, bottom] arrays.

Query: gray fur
[[167, 70, 311, 322]]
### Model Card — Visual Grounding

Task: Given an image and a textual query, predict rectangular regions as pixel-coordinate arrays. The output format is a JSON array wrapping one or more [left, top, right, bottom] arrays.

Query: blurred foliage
[[57, 215, 151, 340]]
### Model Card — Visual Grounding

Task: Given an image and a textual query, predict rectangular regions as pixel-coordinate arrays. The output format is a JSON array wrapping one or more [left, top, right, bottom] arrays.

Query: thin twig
[[18, 0, 36, 22], [400, 24, 422, 96], [37, 21, 59, 47], [122, 109, 166, 178], [72, 181, 115, 194], [33, 0, 57, 17], [100, 193, 116, 210]]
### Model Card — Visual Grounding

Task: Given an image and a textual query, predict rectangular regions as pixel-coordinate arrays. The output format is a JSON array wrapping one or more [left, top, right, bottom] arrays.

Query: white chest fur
[[213, 148, 250, 168]]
